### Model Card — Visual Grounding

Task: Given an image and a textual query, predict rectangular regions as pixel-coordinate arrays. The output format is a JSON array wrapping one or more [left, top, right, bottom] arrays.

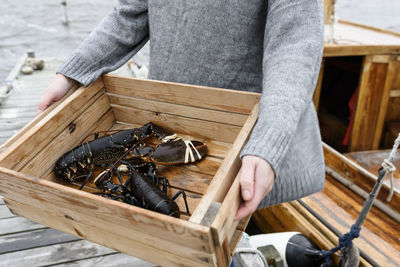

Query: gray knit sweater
[[58, 0, 325, 207]]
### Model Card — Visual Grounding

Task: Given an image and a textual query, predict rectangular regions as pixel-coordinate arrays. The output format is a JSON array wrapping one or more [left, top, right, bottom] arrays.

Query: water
[[336, 0, 400, 32], [1, 0, 400, 81]]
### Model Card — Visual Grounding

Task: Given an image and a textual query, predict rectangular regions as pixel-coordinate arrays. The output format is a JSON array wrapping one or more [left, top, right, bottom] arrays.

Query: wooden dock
[[0, 57, 154, 266]]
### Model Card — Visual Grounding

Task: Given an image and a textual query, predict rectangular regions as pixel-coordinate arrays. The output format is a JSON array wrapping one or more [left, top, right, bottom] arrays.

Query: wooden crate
[[0, 75, 260, 266]]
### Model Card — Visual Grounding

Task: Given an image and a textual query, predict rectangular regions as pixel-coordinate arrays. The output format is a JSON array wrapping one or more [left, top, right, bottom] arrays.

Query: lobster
[[53, 122, 207, 184], [53, 122, 206, 217], [94, 163, 189, 218]]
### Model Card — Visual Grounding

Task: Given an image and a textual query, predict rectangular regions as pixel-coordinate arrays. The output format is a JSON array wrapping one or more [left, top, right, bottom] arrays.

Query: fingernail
[[243, 190, 251, 200]]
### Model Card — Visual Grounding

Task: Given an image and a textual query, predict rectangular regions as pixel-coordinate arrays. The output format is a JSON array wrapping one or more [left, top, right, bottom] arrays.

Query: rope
[[383, 133, 400, 201], [184, 140, 202, 163], [320, 225, 361, 267], [320, 132, 400, 265]]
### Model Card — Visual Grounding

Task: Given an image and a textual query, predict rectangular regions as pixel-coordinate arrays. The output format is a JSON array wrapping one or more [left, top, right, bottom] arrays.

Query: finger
[[235, 161, 274, 220], [240, 158, 255, 201], [235, 200, 257, 220], [235, 206, 249, 220], [36, 101, 50, 115]]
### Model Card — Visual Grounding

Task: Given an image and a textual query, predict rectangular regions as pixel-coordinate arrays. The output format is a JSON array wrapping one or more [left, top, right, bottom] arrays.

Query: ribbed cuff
[[57, 54, 99, 87], [240, 125, 291, 176]]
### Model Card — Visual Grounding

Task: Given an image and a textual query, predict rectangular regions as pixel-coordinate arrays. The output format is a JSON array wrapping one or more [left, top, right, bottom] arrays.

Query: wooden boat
[[252, 142, 400, 266], [249, 4, 400, 265]]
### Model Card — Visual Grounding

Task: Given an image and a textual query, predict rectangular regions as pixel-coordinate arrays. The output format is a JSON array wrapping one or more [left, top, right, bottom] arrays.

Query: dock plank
[[0, 240, 116, 267], [0, 228, 80, 254], [49, 253, 156, 267], [0, 217, 46, 235], [0, 204, 14, 219]]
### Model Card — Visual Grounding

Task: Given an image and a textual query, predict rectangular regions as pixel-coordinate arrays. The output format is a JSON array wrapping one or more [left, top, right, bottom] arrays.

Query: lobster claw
[[151, 139, 207, 165]]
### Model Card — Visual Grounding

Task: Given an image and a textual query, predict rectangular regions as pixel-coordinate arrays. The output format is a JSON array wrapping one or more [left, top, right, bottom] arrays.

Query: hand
[[37, 74, 76, 114], [235, 155, 275, 220]]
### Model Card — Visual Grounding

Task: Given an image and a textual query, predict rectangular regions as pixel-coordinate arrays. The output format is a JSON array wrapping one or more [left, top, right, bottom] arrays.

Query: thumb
[[37, 100, 51, 115], [240, 158, 256, 201]]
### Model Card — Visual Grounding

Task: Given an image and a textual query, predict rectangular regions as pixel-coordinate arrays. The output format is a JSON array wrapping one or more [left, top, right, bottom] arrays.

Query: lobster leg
[[78, 171, 93, 190], [154, 176, 169, 194], [171, 190, 190, 215], [112, 165, 124, 185]]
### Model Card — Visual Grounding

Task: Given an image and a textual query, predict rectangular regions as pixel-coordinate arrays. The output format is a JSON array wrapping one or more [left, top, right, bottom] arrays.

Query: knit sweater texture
[[58, 0, 325, 207]]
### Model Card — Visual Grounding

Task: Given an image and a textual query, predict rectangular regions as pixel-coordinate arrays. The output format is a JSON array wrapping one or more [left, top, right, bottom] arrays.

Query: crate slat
[[108, 93, 248, 126], [190, 103, 259, 224], [5, 199, 214, 267], [104, 75, 260, 114], [112, 105, 242, 143], [0, 168, 213, 254], [109, 122, 232, 159], [19, 100, 114, 177]]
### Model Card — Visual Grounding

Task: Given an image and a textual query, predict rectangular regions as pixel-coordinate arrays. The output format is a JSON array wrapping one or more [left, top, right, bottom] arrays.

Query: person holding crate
[[37, 0, 325, 221]]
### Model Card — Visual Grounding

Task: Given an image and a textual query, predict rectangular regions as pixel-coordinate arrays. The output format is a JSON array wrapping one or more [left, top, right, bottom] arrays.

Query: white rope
[[161, 133, 179, 143], [234, 247, 269, 267], [382, 133, 400, 202], [184, 140, 202, 163]]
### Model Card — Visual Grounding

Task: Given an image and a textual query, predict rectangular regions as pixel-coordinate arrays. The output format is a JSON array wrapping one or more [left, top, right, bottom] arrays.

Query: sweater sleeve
[[240, 0, 324, 175], [58, 0, 149, 86]]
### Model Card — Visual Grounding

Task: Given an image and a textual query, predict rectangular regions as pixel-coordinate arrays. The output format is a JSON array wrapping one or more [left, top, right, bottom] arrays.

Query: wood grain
[[324, 143, 400, 214], [107, 93, 249, 126], [5, 199, 214, 267], [19, 99, 114, 177], [189, 103, 259, 224], [112, 104, 242, 143], [103, 75, 260, 114], [0, 228, 80, 254], [0, 168, 213, 255], [350, 56, 389, 151]]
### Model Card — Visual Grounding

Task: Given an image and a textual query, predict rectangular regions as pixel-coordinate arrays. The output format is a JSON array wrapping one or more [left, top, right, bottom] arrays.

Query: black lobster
[[53, 122, 206, 217]]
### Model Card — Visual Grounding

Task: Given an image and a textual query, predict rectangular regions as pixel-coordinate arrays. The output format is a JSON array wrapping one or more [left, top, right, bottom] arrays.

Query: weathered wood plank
[[107, 93, 248, 126], [345, 149, 400, 190], [303, 178, 400, 266], [51, 253, 155, 267], [290, 201, 371, 267], [112, 105, 242, 143], [0, 216, 46, 235], [0, 228, 80, 254], [190, 103, 259, 224], [109, 122, 232, 159], [103, 75, 260, 114], [350, 56, 389, 151], [19, 102, 114, 177], [323, 143, 400, 214], [211, 172, 241, 245], [0, 204, 14, 219], [0, 168, 213, 255], [0, 239, 116, 267], [5, 199, 214, 267]]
